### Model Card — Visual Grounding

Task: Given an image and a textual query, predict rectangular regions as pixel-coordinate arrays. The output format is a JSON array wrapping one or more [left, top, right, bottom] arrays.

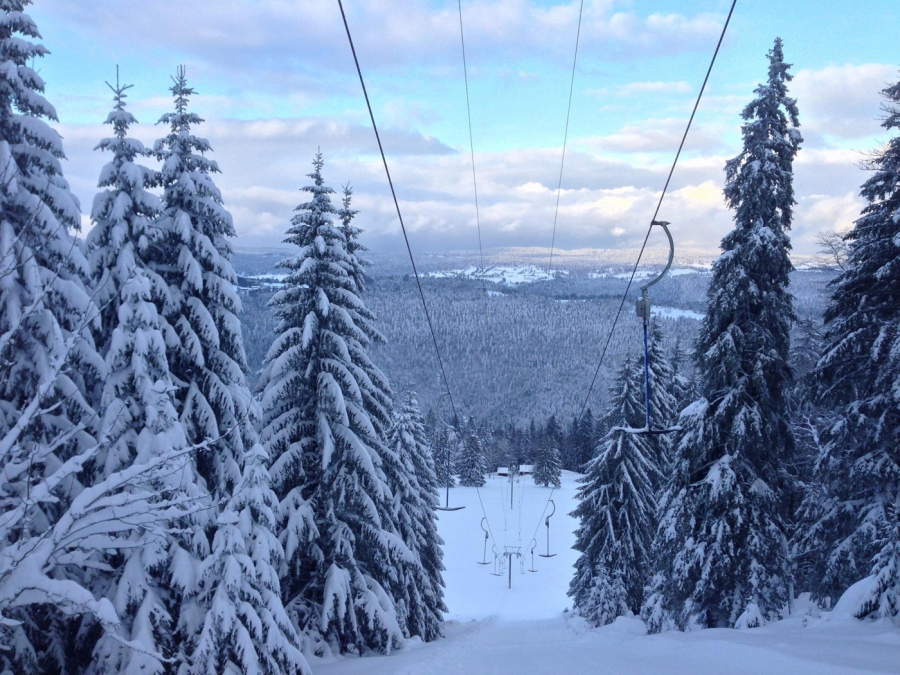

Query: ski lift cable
[[338, 0, 499, 549], [547, 0, 585, 276], [337, 0, 457, 421], [576, 0, 738, 425], [456, 0, 485, 275]]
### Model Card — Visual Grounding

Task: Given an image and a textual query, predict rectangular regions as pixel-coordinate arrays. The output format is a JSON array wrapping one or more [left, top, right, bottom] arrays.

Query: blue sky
[[29, 0, 900, 255]]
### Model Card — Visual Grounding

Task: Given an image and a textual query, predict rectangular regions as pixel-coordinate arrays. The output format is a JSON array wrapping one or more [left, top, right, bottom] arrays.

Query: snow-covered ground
[[312, 472, 900, 675], [589, 267, 710, 281], [427, 266, 567, 285], [654, 306, 705, 321]]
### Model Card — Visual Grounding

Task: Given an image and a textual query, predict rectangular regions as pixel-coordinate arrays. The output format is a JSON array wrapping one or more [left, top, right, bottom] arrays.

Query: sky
[[29, 0, 900, 256]]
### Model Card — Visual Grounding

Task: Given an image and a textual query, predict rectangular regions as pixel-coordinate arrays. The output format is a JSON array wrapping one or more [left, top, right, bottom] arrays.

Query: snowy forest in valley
[[1, 0, 900, 674]]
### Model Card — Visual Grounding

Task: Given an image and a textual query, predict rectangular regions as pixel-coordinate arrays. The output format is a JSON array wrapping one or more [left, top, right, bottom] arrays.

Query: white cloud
[[792, 191, 864, 252], [619, 80, 692, 95], [41, 0, 728, 95], [56, 107, 865, 257], [792, 63, 896, 140], [581, 117, 724, 154]]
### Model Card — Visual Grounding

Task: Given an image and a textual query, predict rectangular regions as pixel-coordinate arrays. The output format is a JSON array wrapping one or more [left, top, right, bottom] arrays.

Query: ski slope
[[312, 472, 900, 675]]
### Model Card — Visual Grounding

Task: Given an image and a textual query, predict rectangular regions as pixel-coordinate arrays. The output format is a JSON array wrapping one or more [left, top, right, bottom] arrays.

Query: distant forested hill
[[234, 250, 832, 426]]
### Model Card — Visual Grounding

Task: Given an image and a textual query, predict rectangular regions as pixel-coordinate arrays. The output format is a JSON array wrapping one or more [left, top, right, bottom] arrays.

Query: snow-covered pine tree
[[0, 4, 106, 670], [569, 409, 595, 472], [642, 38, 801, 631], [430, 416, 456, 490], [86, 77, 205, 675], [668, 337, 696, 413], [525, 418, 539, 464], [187, 442, 309, 675], [337, 183, 369, 293], [385, 392, 446, 641], [533, 416, 561, 488], [457, 417, 487, 487], [151, 66, 248, 506], [153, 67, 296, 673], [333, 182, 395, 479], [569, 357, 662, 625], [146, 67, 305, 674], [259, 153, 406, 655], [802, 74, 900, 619], [647, 322, 678, 426]]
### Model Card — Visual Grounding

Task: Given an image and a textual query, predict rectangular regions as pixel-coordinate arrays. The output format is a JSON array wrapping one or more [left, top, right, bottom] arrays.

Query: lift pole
[[634, 220, 674, 432]]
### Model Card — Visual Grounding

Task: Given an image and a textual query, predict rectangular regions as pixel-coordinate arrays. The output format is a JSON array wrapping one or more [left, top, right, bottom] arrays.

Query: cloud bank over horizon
[[34, 0, 898, 257]]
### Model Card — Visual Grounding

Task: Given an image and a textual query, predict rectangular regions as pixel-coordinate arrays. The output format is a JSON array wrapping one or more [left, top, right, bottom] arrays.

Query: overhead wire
[[339, 0, 738, 559], [452, 1, 588, 558], [456, 0, 485, 276], [576, 0, 738, 424], [337, 0, 499, 550], [547, 0, 585, 276], [524, 0, 739, 559]]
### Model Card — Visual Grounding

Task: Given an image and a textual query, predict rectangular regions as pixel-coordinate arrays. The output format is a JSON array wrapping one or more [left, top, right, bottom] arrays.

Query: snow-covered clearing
[[312, 472, 900, 675], [427, 266, 567, 285], [589, 267, 708, 281], [654, 306, 705, 321]]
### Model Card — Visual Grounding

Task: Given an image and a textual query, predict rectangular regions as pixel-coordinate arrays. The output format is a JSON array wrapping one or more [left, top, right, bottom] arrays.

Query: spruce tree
[[432, 419, 456, 490], [87, 77, 200, 675], [386, 393, 446, 641], [669, 337, 696, 413], [0, 3, 104, 670], [148, 67, 304, 671], [533, 416, 562, 488], [151, 67, 248, 505], [457, 417, 487, 487], [643, 38, 801, 631], [646, 321, 678, 434], [259, 153, 406, 654], [187, 443, 309, 675], [802, 74, 900, 619], [569, 409, 596, 472], [570, 357, 661, 625], [337, 183, 369, 293]]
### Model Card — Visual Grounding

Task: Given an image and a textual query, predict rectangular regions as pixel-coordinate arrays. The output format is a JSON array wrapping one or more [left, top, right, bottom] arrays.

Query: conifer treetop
[[724, 37, 802, 235]]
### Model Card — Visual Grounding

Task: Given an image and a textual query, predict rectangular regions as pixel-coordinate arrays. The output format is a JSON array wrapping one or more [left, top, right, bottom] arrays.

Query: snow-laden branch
[[0, 437, 210, 656]]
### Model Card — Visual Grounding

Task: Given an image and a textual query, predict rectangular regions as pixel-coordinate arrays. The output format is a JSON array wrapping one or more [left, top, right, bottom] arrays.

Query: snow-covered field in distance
[[234, 246, 818, 279], [654, 306, 705, 321], [312, 472, 900, 675], [367, 246, 725, 276]]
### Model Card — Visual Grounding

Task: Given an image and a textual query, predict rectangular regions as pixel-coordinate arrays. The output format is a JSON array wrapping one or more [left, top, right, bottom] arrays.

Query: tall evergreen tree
[[568, 409, 595, 472], [669, 337, 696, 413], [457, 417, 487, 487], [570, 357, 662, 625], [151, 66, 248, 506], [643, 38, 801, 631], [187, 442, 309, 675], [0, 3, 104, 670], [427, 411, 456, 490], [337, 183, 369, 293], [802, 74, 900, 619], [86, 77, 202, 675], [147, 67, 304, 672], [386, 393, 446, 641], [259, 153, 406, 655], [646, 321, 678, 436], [533, 415, 562, 488]]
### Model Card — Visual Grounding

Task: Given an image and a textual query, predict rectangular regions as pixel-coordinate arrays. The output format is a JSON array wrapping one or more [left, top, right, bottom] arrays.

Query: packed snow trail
[[312, 472, 900, 675]]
